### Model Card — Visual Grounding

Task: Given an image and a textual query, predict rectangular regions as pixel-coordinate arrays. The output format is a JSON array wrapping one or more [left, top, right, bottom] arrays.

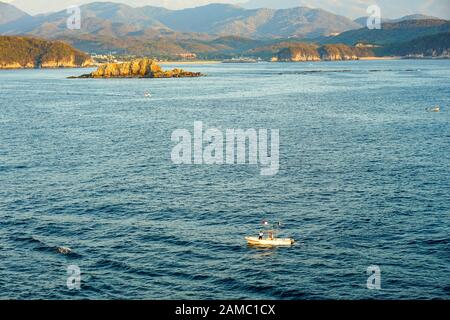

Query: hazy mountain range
[[244, 0, 450, 19], [0, 2, 362, 39], [353, 14, 440, 27], [321, 19, 450, 45], [2, 1, 447, 39], [0, 1, 29, 25], [4, 0, 450, 20]]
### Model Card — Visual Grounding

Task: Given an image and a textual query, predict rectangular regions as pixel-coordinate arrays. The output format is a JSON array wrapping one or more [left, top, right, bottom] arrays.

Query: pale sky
[[3, 0, 450, 19]]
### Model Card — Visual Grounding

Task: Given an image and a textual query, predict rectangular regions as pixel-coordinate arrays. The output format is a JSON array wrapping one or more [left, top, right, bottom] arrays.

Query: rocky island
[[73, 58, 204, 79], [0, 36, 92, 69]]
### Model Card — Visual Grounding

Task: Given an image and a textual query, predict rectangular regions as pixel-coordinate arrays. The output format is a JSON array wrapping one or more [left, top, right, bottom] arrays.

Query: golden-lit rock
[[74, 58, 203, 78]]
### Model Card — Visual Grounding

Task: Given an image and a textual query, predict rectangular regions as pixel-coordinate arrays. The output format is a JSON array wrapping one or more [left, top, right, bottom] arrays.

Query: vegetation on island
[[0, 36, 92, 69], [378, 32, 450, 57]]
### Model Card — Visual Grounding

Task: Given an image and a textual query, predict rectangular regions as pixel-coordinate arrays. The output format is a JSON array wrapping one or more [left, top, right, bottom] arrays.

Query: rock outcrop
[[277, 44, 321, 62], [319, 44, 359, 61], [0, 36, 92, 69], [74, 58, 203, 78], [276, 43, 374, 62]]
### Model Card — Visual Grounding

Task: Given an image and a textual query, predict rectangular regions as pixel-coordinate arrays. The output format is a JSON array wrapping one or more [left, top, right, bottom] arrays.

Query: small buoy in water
[[56, 246, 72, 254], [427, 106, 441, 112], [144, 91, 152, 97]]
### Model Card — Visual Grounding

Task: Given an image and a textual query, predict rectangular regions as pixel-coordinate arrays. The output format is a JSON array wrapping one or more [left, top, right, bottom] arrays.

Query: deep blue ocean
[[0, 60, 449, 299]]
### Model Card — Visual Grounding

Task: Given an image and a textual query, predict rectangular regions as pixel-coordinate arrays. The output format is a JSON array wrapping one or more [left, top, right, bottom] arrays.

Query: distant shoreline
[[159, 60, 221, 65], [0, 65, 94, 70], [157, 57, 404, 64], [3, 56, 449, 70]]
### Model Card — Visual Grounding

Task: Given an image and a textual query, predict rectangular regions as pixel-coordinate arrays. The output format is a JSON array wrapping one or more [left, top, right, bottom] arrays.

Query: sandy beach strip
[[359, 56, 401, 61]]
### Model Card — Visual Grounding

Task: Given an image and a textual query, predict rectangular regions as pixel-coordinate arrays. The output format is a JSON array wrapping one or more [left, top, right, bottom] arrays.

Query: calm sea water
[[0, 60, 449, 300]]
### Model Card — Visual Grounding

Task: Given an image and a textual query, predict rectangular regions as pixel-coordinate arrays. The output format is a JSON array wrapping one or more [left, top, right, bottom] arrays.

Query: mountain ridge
[[319, 19, 450, 45], [0, 1, 30, 25], [0, 2, 360, 39], [354, 14, 440, 27]]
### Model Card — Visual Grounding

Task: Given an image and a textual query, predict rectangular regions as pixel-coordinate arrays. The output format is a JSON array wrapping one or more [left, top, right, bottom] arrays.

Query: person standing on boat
[[258, 231, 264, 240]]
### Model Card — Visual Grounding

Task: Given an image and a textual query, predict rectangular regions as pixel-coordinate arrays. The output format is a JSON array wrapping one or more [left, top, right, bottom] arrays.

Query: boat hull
[[245, 237, 294, 246]]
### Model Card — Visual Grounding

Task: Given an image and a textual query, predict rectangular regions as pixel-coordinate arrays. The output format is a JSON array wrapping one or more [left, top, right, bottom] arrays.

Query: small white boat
[[222, 58, 258, 64], [245, 236, 294, 246], [144, 92, 152, 97], [427, 106, 440, 112]]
